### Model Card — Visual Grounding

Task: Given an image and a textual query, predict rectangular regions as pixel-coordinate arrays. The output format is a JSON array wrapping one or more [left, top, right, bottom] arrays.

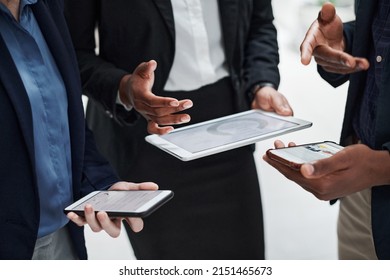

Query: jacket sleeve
[[243, 0, 280, 100], [64, 0, 140, 126], [79, 124, 119, 196]]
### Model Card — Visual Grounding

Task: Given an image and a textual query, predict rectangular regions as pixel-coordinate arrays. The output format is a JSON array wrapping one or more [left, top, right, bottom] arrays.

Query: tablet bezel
[[64, 190, 174, 217], [145, 109, 312, 161]]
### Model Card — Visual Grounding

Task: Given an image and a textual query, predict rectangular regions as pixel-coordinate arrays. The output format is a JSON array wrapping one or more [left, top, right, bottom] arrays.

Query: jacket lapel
[[31, 0, 85, 182], [218, 0, 238, 67], [354, 0, 377, 57], [31, 0, 81, 99], [152, 0, 175, 41], [0, 35, 36, 167]]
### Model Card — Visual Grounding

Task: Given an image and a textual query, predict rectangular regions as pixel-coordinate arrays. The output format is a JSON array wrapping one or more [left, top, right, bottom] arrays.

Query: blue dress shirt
[[0, 0, 72, 238]]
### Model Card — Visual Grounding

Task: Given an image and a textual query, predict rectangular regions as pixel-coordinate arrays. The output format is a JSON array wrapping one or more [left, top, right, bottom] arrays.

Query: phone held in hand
[[64, 190, 174, 218], [266, 141, 344, 170]]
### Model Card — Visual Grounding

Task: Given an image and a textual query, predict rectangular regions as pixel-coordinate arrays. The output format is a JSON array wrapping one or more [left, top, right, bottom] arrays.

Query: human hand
[[300, 2, 369, 74], [119, 60, 193, 135], [263, 141, 390, 201], [66, 181, 159, 237], [251, 86, 293, 116]]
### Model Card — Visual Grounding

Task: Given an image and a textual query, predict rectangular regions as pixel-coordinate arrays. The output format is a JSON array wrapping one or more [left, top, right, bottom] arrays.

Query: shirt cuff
[[250, 82, 276, 99], [116, 91, 133, 111]]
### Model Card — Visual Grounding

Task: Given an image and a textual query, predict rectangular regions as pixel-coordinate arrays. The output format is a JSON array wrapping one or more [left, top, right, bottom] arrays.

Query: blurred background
[[83, 0, 355, 260]]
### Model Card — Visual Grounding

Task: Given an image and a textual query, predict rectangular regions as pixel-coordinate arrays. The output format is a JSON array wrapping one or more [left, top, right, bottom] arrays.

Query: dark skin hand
[[263, 140, 390, 201], [261, 3, 384, 202], [300, 2, 369, 74], [119, 60, 193, 135], [122, 60, 294, 135]]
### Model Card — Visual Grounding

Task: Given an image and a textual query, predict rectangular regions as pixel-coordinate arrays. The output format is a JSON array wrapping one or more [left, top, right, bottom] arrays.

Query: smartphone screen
[[267, 141, 344, 170], [64, 190, 174, 218]]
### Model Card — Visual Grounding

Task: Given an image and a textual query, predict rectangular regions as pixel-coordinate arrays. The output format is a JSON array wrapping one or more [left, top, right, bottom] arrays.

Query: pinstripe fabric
[[354, 0, 390, 148]]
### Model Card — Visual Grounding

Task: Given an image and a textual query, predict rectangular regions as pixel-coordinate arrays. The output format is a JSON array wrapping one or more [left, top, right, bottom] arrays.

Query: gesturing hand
[[119, 60, 193, 135], [300, 2, 369, 74]]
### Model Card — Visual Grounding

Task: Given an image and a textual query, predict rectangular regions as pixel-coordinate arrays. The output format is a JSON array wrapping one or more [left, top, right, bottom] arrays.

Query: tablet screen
[[146, 109, 312, 161], [161, 111, 298, 153]]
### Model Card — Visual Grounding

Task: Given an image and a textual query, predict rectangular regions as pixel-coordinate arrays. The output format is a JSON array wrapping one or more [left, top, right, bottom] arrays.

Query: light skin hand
[[119, 60, 193, 135], [263, 141, 390, 201], [66, 181, 158, 237], [300, 2, 369, 74], [251, 86, 293, 116]]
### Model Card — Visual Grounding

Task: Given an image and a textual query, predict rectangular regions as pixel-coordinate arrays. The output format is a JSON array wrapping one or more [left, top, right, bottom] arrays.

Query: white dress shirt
[[164, 0, 229, 91]]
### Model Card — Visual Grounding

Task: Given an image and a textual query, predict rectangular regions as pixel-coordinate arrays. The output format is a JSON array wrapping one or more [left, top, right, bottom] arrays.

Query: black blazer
[[319, 0, 390, 259], [0, 0, 118, 259], [65, 0, 280, 122]]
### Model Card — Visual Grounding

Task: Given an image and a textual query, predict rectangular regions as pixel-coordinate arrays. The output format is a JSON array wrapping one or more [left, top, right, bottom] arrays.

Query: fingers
[[271, 95, 293, 116], [146, 111, 191, 126], [137, 98, 193, 115], [66, 212, 86, 227], [317, 2, 336, 25], [252, 87, 293, 116], [136, 95, 186, 109], [314, 45, 356, 67], [271, 140, 296, 149], [124, 217, 144, 233], [83, 204, 103, 232], [136, 99, 193, 130], [312, 45, 369, 74], [68, 205, 144, 237], [319, 57, 370, 74], [137, 182, 159, 190], [133, 60, 157, 80], [300, 148, 349, 179], [96, 211, 122, 238], [300, 2, 342, 66], [300, 23, 319, 65], [109, 181, 159, 191], [147, 121, 174, 135], [273, 140, 286, 149]]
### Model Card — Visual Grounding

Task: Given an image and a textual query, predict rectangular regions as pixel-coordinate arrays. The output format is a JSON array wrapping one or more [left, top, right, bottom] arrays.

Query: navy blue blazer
[[0, 0, 118, 259], [318, 0, 390, 259]]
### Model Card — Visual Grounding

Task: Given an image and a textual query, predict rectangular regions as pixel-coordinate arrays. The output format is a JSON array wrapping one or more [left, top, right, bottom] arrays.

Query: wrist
[[118, 74, 132, 108], [251, 82, 276, 100], [374, 150, 390, 186]]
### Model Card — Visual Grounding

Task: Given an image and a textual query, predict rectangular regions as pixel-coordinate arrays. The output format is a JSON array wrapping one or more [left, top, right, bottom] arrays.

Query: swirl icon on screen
[[206, 118, 268, 136]]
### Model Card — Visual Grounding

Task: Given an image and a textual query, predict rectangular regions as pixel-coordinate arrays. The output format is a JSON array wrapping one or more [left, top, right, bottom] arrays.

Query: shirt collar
[[0, 0, 37, 17], [20, 0, 38, 12]]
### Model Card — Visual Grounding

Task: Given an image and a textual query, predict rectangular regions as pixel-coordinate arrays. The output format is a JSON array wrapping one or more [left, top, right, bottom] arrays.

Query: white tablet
[[145, 109, 312, 161]]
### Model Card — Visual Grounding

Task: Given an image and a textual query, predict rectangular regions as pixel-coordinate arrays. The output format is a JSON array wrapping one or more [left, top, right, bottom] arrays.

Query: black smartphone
[[64, 190, 174, 218], [266, 141, 344, 170]]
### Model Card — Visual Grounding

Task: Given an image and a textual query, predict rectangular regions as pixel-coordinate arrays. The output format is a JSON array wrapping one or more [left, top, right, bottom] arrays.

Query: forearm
[[77, 50, 129, 112], [244, 2, 280, 100]]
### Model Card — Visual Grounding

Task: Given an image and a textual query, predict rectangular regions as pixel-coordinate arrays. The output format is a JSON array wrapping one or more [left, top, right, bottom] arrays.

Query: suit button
[[105, 110, 113, 118], [376, 55, 383, 63]]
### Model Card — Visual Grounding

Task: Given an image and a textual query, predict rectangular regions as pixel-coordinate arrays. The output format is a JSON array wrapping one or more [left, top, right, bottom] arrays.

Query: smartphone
[[266, 141, 344, 170], [64, 190, 174, 218]]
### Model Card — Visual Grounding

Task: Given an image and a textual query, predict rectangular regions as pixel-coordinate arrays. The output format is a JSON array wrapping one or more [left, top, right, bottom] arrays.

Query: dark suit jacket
[[64, 0, 280, 170], [318, 0, 390, 259], [0, 0, 118, 259], [65, 0, 279, 109]]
